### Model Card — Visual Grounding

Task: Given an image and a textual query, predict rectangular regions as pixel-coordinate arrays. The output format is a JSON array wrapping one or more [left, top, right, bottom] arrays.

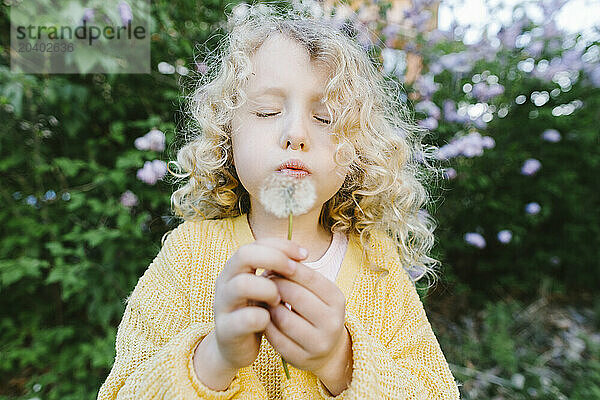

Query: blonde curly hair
[[167, 2, 444, 289]]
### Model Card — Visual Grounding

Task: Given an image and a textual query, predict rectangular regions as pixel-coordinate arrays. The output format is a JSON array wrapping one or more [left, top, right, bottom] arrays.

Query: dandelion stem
[[281, 212, 293, 380]]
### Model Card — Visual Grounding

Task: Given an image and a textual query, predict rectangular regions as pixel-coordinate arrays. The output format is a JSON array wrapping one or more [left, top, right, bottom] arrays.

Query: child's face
[[231, 33, 349, 215]]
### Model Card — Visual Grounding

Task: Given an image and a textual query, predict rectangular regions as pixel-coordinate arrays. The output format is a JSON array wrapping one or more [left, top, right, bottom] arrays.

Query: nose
[[280, 109, 310, 151]]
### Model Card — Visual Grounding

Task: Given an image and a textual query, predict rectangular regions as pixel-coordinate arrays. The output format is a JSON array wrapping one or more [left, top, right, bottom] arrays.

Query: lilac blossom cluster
[[134, 128, 166, 152], [436, 131, 495, 160], [136, 160, 167, 185], [118, 1, 133, 26], [428, 41, 497, 77], [443, 167, 457, 180], [120, 190, 138, 207], [443, 100, 470, 124], [471, 82, 505, 102], [415, 99, 441, 130], [402, 0, 436, 34], [525, 202, 541, 215], [497, 230, 513, 244], [541, 129, 561, 142], [464, 232, 486, 249], [414, 74, 440, 99], [521, 158, 542, 176], [464, 229, 514, 248]]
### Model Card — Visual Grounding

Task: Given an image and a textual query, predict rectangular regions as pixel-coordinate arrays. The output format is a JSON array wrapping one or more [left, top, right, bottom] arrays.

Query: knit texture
[[97, 213, 461, 399]]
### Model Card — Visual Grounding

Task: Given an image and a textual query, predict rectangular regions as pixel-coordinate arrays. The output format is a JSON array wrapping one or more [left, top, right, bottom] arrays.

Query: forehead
[[246, 33, 330, 101]]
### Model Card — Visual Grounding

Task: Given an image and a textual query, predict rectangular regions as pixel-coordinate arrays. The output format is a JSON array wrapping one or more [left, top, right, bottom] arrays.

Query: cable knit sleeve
[[96, 222, 250, 399], [313, 265, 461, 399]]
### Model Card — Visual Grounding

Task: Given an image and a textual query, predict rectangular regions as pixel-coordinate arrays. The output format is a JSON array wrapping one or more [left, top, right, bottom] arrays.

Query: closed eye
[[255, 112, 330, 124], [255, 112, 279, 118]]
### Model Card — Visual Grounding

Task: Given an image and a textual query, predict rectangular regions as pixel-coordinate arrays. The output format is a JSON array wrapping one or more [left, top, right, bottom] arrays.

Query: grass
[[427, 287, 600, 399]]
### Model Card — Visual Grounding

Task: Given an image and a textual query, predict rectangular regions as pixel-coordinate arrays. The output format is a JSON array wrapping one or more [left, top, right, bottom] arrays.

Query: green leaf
[[54, 157, 87, 178], [0, 258, 49, 288]]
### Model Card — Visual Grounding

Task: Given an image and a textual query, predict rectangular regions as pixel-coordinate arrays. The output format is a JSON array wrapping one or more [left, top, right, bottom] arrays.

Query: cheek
[[231, 136, 265, 196]]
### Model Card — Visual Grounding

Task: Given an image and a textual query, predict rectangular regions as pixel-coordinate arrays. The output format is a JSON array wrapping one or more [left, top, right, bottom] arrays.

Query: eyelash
[[255, 112, 331, 125]]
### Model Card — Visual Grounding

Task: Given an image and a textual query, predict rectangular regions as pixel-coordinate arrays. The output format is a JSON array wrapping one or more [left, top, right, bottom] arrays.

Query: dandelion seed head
[[259, 173, 316, 218]]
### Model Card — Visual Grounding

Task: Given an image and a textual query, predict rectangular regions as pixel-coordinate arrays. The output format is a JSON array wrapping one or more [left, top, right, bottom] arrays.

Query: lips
[[277, 159, 311, 174]]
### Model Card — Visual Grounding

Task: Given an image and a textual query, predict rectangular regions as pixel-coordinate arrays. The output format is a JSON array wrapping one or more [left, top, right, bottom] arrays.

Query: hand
[[211, 237, 307, 370], [263, 260, 352, 389]]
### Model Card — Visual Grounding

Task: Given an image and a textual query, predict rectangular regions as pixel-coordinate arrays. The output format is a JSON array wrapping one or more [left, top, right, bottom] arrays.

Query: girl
[[98, 3, 461, 399]]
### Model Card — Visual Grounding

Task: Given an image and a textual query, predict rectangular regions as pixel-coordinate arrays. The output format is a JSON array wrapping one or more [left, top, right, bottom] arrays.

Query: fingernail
[[299, 247, 308, 259], [288, 259, 297, 273]]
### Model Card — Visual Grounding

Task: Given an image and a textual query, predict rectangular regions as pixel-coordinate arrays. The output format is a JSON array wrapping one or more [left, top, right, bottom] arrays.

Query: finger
[[268, 303, 319, 352], [255, 237, 309, 262], [222, 274, 281, 312], [264, 320, 310, 364], [217, 306, 270, 338], [271, 278, 327, 326], [221, 238, 307, 282], [282, 261, 346, 310]]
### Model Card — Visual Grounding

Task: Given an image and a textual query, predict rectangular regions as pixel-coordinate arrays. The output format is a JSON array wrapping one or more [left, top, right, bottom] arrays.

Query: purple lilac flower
[[541, 129, 561, 142], [533, 47, 585, 82], [417, 209, 430, 222], [120, 190, 138, 207], [415, 100, 441, 119], [521, 158, 542, 176], [82, 8, 94, 23], [136, 160, 167, 185], [429, 62, 443, 75], [470, 39, 498, 63], [481, 136, 495, 149], [381, 23, 400, 47], [525, 41, 544, 58], [436, 131, 495, 160], [532, 57, 563, 81], [426, 29, 451, 45], [543, 20, 560, 39], [471, 116, 488, 130], [438, 52, 472, 74], [414, 74, 440, 99], [118, 1, 133, 26], [541, 0, 568, 19], [497, 230, 512, 244], [135, 129, 166, 151], [418, 117, 438, 130], [411, 0, 436, 9], [443, 100, 470, 124], [465, 232, 486, 249], [498, 19, 526, 49], [443, 167, 457, 180], [549, 256, 561, 265], [587, 65, 600, 88], [471, 82, 505, 102], [561, 47, 585, 71], [525, 202, 541, 215], [404, 8, 432, 33]]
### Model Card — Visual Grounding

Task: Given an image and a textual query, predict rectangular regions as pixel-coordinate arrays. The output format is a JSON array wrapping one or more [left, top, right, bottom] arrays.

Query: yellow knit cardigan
[[97, 213, 461, 399]]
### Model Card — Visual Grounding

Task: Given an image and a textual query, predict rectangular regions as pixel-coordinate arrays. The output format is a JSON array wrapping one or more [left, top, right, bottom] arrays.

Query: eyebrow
[[250, 86, 326, 101]]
